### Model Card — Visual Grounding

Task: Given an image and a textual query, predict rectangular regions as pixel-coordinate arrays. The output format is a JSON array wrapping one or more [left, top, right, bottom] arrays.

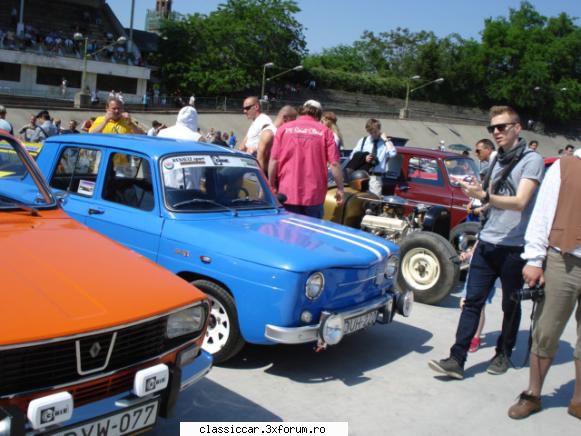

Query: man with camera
[[429, 105, 544, 380], [347, 118, 397, 197], [508, 149, 581, 420]]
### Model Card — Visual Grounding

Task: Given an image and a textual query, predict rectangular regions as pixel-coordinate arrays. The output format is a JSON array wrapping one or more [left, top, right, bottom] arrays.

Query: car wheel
[[192, 280, 245, 363], [396, 232, 460, 305]]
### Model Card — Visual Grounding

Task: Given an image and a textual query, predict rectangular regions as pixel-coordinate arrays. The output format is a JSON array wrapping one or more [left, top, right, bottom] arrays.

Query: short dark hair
[[529, 140, 538, 146], [565, 144, 574, 151], [476, 138, 495, 150], [365, 118, 381, 133]]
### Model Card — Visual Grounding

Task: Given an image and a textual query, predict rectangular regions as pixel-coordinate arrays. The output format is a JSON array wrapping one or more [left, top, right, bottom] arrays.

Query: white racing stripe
[[287, 217, 392, 257], [281, 219, 383, 261]]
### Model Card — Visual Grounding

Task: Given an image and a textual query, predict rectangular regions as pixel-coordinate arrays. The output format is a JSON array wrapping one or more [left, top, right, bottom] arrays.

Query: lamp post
[[266, 65, 303, 84], [399, 76, 444, 119], [73, 33, 127, 108], [260, 62, 274, 101]]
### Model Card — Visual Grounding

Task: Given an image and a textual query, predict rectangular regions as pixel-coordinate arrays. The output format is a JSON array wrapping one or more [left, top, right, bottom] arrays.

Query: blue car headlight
[[305, 272, 325, 300], [386, 255, 399, 278], [166, 306, 206, 339]]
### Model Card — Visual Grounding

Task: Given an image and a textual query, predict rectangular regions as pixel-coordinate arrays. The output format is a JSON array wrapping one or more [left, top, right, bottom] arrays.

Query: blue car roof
[[44, 134, 244, 158]]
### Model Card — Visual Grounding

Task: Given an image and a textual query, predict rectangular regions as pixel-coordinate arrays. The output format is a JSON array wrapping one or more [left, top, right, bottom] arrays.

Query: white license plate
[[344, 310, 379, 335], [48, 400, 158, 436]]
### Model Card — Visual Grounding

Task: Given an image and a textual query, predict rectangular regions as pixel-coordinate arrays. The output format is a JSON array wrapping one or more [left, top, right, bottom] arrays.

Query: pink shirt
[[271, 115, 340, 206]]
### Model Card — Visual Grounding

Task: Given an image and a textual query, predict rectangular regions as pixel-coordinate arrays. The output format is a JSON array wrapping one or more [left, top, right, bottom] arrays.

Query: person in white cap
[[157, 106, 201, 141], [239, 96, 273, 155], [269, 99, 343, 218]]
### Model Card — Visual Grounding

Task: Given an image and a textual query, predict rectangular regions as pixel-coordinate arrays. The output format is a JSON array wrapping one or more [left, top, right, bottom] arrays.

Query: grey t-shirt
[[479, 146, 544, 246]]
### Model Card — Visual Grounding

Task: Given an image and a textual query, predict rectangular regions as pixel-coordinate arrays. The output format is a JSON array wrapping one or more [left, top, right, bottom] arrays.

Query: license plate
[[344, 310, 379, 335], [47, 400, 158, 436]]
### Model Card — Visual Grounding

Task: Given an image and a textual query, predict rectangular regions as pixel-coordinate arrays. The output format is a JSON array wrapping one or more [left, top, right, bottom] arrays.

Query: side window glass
[[50, 147, 101, 196], [408, 157, 443, 186], [102, 153, 154, 211]]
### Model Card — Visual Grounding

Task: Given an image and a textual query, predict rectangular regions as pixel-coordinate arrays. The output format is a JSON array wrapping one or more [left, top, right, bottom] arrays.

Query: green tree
[[480, 2, 581, 121], [158, 0, 306, 95]]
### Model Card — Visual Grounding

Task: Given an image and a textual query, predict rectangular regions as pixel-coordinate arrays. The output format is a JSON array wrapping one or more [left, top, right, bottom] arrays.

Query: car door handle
[[88, 208, 105, 215]]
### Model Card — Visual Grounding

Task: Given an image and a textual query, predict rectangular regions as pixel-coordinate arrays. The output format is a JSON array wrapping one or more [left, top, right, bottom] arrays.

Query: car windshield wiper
[[229, 198, 273, 207], [0, 196, 40, 216], [172, 198, 238, 216]]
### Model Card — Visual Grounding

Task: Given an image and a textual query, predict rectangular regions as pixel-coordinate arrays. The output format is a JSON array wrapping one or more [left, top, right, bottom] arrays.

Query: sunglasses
[[474, 149, 481, 154], [486, 123, 516, 134], [243, 104, 255, 111]]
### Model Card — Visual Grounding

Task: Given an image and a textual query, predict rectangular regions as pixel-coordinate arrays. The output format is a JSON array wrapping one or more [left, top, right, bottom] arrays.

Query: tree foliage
[[304, 1, 580, 122], [158, 0, 306, 95], [156, 1, 580, 123]]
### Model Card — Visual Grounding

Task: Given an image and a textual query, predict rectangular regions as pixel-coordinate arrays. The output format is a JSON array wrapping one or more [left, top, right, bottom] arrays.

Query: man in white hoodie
[[157, 106, 201, 141]]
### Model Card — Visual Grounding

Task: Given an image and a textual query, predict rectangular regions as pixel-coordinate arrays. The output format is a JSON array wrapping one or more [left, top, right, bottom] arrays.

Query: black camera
[[511, 284, 545, 303]]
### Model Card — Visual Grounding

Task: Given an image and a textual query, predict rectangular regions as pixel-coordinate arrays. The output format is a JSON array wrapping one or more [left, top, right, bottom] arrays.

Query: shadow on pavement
[[221, 320, 432, 386], [457, 335, 574, 380], [148, 378, 281, 433]]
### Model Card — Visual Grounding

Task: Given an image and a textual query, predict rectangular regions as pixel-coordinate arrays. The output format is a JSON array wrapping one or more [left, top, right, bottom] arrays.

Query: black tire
[[396, 231, 460, 305], [192, 280, 245, 363], [449, 221, 480, 254]]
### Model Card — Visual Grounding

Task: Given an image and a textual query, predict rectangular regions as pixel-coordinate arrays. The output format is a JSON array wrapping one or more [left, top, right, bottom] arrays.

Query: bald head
[[242, 96, 261, 120], [275, 105, 298, 127]]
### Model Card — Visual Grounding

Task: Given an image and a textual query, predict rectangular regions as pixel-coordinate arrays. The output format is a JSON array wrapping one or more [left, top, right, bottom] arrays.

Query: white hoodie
[[158, 106, 201, 141]]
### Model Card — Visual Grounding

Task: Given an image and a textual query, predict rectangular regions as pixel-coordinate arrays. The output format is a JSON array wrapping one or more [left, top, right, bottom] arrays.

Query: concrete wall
[[4, 107, 580, 157], [0, 49, 149, 98]]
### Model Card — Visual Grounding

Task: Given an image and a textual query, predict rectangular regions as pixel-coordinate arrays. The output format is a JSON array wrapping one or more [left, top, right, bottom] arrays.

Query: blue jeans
[[285, 204, 324, 219], [450, 240, 525, 366]]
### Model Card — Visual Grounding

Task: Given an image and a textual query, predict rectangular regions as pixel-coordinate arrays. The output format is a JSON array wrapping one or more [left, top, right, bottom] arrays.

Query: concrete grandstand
[[0, 0, 150, 104]]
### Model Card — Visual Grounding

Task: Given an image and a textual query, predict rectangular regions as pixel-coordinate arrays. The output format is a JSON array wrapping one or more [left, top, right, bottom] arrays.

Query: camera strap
[[522, 299, 540, 367]]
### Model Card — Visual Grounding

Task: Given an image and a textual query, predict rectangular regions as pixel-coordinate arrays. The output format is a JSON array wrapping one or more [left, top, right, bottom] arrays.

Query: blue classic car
[[36, 134, 412, 362]]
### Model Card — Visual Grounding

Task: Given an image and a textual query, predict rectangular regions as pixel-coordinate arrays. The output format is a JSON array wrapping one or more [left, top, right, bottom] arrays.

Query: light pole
[[399, 76, 444, 119], [260, 62, 274, 101], [73, 33, 127, 108], [266, 65, 303, 84]]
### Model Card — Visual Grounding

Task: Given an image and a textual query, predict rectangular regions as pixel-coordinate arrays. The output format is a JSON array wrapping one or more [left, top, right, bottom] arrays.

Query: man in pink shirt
[[268, 100, 344, 218]]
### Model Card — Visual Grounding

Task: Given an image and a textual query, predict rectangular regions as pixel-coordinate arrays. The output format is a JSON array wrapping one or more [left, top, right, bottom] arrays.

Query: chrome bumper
[[180, 349, 213, 391], [264, 294, 395, 345]]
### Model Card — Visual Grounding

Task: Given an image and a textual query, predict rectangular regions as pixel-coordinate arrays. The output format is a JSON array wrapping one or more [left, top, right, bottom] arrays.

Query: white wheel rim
[[203, 295, 231, 354], [401, 247, 441, 291]]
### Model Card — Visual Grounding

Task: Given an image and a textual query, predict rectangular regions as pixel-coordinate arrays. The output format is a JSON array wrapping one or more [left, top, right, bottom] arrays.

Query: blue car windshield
[[0, 142, 55, 210], [161, 154, 277, 212]]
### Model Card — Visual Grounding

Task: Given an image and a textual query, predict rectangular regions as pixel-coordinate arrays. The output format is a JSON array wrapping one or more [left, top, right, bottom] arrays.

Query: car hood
[[164, 212, 397, 271], [1, 209, 203, 347]]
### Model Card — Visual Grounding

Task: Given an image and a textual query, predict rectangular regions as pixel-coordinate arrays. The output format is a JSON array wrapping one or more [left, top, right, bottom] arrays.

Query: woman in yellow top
[[89, 96, 144, 134]]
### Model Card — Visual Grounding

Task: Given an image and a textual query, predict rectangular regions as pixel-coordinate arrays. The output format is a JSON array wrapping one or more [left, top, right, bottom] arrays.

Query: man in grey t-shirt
[[429, 105, 544, 380]]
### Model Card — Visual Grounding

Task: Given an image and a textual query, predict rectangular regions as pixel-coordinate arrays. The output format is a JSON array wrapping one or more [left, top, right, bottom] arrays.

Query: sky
[[109, 0, 581, 54]]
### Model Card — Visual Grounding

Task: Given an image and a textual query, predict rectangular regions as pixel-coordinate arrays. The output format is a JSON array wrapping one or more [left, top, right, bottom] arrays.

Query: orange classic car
[[0, 132, 212, 435]]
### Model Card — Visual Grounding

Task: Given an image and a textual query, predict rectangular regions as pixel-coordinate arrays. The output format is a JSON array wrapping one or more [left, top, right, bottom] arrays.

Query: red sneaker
[[469, 337, 481, 353]]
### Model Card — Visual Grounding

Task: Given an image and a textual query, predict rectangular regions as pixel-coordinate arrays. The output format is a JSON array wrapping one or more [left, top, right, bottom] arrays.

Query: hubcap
[[401, 247, 441, 291], [203, 295, 231, 354]]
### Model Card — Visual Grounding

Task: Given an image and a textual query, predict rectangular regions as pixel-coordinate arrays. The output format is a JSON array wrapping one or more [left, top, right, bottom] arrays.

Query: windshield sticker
[[163, 155, 258, 171], [78, 179, 95, 196]]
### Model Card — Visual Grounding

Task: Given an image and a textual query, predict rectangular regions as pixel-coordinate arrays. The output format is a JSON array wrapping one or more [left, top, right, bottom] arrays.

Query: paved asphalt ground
[[150, 286, 579, 436]]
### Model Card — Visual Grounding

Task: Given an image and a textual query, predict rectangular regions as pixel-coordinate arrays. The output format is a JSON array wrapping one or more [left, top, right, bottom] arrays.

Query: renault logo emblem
[[89, 342, 102, 358]]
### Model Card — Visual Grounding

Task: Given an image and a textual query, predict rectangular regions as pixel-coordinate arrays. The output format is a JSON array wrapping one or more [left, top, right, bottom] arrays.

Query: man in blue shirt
[[349, 118, 397, 197]]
